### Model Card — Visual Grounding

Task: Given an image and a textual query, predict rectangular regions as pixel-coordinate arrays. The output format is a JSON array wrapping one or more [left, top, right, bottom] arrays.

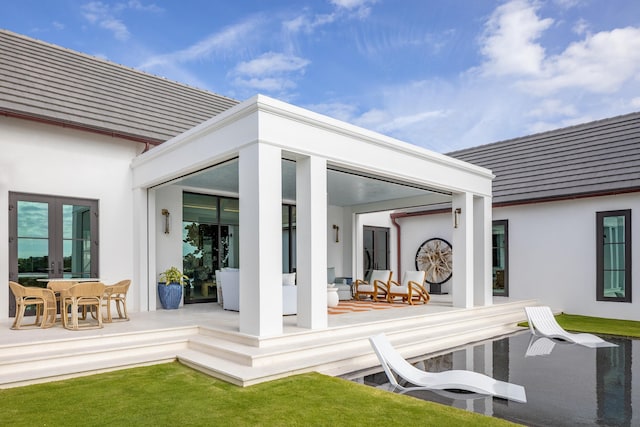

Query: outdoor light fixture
[[161, 209, 170, 234], [333, 224, 340, 242], [454, 208, 462, 229]]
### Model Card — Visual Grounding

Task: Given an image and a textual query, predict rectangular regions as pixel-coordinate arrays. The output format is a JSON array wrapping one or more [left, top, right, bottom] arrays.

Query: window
[[597, 210, 631, 302], [492, 220, 508, 296]]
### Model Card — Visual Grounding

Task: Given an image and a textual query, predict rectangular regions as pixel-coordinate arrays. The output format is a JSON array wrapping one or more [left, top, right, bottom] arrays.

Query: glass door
[[8, 193, 99, 316], [363, 226, 389, 281]]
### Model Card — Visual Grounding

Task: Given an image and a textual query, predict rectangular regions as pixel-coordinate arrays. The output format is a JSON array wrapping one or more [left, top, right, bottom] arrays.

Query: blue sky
[[3, 0, 640, 152]]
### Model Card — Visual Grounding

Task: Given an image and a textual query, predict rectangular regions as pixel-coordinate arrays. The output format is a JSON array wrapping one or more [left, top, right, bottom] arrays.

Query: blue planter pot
[[158, 282, 183, 309]]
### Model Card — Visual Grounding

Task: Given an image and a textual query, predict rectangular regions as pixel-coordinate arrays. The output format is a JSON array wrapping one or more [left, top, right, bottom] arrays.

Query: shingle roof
[[0, 29, 239, 144], [448, 112, 640, 205]]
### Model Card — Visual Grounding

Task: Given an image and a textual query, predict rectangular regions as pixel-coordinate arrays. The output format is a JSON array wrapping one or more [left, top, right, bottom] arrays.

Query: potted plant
[[158, 266, 188, 309]]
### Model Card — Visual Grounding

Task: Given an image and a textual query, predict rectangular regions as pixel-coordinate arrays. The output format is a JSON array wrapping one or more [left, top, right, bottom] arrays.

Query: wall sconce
[[161, 209, 170, 234], [332, 224, 340, 243], [454, 208, 462, 229]]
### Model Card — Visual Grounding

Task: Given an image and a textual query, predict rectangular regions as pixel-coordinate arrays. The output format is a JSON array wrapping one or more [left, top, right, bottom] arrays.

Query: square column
[[452, 192, 473, 308], [296, 155, 328, 329], [474, 195, 493, 306], [238, 143, 283, 337]]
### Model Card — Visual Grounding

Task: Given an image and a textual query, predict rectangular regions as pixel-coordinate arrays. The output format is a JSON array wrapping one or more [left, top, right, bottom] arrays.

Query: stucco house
[[1, 30, 495, 338], [2, 27, 638, 341]]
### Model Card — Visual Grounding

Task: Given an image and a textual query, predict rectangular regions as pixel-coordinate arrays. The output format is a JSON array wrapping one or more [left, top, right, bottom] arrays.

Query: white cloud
[[572, 18, 589, 35], [480, 0, 553, 76], [231, 52, 310, 94], [521, 27, 640, 95], [235, 52, 309, 76], [139, 18, 260, 69], [330, 0, 377, 18], [81, 0, 162, 41]]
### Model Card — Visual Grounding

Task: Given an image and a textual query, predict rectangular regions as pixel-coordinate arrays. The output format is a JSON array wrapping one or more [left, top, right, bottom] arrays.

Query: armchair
[[353, 270, 392, 302], [387, 271, 430, 305], [9, 281, 57, 329]]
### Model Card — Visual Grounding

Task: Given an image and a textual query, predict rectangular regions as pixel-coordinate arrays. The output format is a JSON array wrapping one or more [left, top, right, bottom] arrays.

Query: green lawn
[[0, 363, 518, 426]]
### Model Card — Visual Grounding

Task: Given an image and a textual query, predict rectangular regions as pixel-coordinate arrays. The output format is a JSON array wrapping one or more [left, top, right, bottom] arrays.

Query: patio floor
[[0, 295, 536, 388]]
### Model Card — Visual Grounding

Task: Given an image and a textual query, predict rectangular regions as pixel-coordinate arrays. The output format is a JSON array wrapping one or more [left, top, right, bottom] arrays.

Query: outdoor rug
[[327, 300, 407, 315]]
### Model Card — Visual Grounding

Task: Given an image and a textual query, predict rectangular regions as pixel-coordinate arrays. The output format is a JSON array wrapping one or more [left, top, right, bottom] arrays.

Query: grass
[[5, 313, 638, 426], [0, 363, 519, 426], [519, 312, 640, 338]]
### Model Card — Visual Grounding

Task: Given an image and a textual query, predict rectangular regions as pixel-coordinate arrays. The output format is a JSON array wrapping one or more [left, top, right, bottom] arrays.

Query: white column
[[296, 155, 328, 329], [238, 143, 283, 337], [452, 192, 473, 308], [474, 195, 493, 306], [136, 187, 152, 311], [0, 182, 8, 320]]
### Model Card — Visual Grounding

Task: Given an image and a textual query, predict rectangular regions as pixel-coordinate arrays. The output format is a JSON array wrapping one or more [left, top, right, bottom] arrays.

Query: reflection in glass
[[492, 221, 508, 296], [62, 204, 92, 278]]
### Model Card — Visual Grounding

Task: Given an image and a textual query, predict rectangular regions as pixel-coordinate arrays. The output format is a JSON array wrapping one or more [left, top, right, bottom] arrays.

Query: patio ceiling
[[166, 159, 450, 208]]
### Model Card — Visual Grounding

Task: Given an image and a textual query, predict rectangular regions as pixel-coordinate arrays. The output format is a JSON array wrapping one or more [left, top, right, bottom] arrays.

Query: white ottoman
[[336, 283, 352, 300]]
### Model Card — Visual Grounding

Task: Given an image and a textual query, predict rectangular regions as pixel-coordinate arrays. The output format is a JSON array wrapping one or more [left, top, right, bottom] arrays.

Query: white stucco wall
[[327, 205, 346, 278], [395, 213, 453, 294], [398, 194, 640, 320], [0, 116, 141, 319], [498, 194, 639, 321]]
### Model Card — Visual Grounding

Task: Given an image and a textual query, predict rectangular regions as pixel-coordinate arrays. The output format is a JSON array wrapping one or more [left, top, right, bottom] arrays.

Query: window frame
[[596, 209, 632, 303], [492, 219, 509, 297]]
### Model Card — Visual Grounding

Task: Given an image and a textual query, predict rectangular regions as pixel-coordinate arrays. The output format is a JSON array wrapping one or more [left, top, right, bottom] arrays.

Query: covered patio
[[131, 95, 495, 338]]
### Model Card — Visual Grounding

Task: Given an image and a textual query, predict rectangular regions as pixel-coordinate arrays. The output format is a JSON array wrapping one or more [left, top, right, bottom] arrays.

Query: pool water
[[352, 331, 639, 426]]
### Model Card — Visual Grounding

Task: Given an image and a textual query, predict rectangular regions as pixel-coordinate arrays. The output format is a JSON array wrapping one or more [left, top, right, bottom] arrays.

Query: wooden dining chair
[[9, 281, 57, 329], [101, 279, 131, 322], [60, 282, 106, 330]]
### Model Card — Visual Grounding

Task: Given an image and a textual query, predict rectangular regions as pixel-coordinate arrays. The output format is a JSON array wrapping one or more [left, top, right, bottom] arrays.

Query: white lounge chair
[[369, 333, 527, 403], [524, 306, 617, 348]]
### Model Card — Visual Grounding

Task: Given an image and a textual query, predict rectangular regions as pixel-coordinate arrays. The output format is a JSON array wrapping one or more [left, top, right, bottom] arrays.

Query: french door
[[8, 193, 99, 316], [363, 226, 389, 281]]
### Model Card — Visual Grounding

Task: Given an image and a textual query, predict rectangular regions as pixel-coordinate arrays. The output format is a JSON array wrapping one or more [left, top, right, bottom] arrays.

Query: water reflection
[[351, 331, 638, 426]]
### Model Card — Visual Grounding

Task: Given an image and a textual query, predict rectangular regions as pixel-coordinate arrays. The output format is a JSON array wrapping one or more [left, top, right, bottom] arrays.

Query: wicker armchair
[[60, 282, 106, 330], [387, 271, 430, 305], [102, 279, 131, 322], [353, 270, 392, 302], [9, 281, 57, 329], [47, 280, 77, 320]]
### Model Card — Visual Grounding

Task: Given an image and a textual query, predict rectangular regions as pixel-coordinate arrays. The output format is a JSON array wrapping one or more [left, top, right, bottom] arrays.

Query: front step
[[0, 299, 539, 388], [177, 299, 537, 386]]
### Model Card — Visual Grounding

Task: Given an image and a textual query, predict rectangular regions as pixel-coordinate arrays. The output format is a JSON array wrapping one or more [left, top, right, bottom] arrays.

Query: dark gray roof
[[448, 112, 640, 205], [0, 30, 238, 144]]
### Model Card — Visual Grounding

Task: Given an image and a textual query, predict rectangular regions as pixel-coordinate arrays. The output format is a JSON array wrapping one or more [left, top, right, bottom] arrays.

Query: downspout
[[390, 207, 452, 280]]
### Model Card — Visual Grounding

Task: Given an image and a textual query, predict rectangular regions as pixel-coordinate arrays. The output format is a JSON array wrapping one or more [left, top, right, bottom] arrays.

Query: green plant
[[159, 266, 189, 286]]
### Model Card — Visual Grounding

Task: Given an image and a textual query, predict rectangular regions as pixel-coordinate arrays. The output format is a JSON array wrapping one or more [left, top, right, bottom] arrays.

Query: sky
[[2, 0, 640, 153]]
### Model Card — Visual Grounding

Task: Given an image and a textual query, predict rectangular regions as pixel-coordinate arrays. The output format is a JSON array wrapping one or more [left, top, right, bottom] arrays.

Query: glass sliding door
[[492, 220, 508, 296], [8, 193, 99, 316]]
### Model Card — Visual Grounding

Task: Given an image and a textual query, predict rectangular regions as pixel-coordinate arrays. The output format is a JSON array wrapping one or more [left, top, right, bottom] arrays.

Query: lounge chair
[[354, 270, 392, 301], [369, 333, 527, 403], [387, 271, 430, 304], [524, 306, 617, 348]]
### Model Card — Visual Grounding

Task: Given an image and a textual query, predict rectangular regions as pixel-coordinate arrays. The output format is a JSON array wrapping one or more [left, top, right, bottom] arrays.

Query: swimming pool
[[351, 331, 639, 426]]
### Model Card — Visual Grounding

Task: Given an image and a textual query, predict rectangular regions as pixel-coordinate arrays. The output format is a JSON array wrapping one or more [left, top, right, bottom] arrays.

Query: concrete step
[[0, 299, 540, 389]]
